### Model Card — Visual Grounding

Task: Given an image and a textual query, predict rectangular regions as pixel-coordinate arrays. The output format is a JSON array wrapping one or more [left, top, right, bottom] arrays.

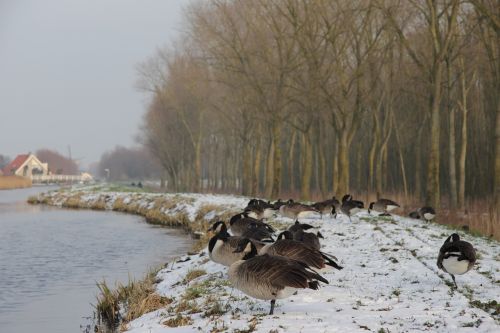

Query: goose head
[[341, 194, 352, 203], [445, 233, 461, 243], [233, 238, 258, 260], [208, 221, 227, 233], [229, 213, 245, 225], [277, 230, 293, 240]]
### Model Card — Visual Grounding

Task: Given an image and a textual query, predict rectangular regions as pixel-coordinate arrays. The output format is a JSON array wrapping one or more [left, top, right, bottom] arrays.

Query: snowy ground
[[122, 201, 500, 333]]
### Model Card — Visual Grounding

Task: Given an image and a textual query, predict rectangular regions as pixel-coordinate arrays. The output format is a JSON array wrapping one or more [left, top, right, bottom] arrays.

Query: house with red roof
[[1, 154, 49, 178]]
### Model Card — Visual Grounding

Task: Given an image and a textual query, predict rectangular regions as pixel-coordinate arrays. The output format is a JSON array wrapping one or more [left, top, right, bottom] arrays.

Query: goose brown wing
[[242, 227, 274, 241], [269, 240, 324, 269], [227, 236, 244, 248], [241, 255, 316, 289], [379, 199, 399, 206]]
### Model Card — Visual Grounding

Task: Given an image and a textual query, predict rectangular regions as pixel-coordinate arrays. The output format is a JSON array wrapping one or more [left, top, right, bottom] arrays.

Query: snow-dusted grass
[[125, 212, 500, 333]]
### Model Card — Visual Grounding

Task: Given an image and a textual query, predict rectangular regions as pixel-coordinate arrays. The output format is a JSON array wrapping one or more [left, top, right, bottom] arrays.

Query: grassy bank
[[0, 175, 32, 190], [29, 186, 500, 332]]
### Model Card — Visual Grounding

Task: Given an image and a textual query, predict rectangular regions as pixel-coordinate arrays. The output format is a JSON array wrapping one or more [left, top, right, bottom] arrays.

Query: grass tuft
[[163, 314, 193, 327], [183, 269, 207, 284]]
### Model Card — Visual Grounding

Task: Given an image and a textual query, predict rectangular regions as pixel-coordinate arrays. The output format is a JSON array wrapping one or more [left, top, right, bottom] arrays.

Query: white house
[[1, 154, 49, 178]]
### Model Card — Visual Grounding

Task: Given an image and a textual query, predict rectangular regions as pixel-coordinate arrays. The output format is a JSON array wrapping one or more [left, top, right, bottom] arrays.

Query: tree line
[[138, 0, 499, 211]]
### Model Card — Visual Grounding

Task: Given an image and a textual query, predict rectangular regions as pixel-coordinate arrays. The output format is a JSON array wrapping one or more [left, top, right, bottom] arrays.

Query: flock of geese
[[206, 195, 477, 315]]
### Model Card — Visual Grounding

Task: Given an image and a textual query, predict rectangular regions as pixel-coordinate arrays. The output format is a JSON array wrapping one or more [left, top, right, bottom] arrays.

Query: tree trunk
[[271, 122, 282, 199], [415, 121, 425, 199], [376, 116, 392, 195], [426, 64, 443, 208], [264, 133, 274, 198], [194, 141, 201, 192], [242, 138, 252, 196], [300, 132, 313, 200], [252, 142, 262, 197], [332, 139, 339, 195], [337, 130, 349, 196], [368, 114, 379, 195], [288, 130, 297, 194], [448, 60, 458, 207], [318, 124, 327, 197], [457, 59, 469, 207], [392, 114, 408, 199]]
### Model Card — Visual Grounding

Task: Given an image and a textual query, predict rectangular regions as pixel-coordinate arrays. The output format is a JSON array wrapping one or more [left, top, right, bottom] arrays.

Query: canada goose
[[340, 195, 364, 221], [311, 201, 335, 218], [230, 240, 329, 315], [248, 235, 343, 271], [228, 212, 275, 238], [245, 199, 277, 219], [244, 206, 277, 219], [368, 198, 400, 216], [437, 233, 476, 288], [418, 206, 436, 222], [207, 221, 269, 266], [279, 199, 319, 219]]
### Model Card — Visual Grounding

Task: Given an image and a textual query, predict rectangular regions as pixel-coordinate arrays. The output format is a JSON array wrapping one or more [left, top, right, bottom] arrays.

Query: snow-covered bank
[[29, 186, 247, 234], [125, 217, 500, 332], [31, 188, 500, 332]]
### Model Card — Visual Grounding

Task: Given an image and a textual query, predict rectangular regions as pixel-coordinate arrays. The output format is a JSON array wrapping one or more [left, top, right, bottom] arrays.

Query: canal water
[[0, 187, 194, 332]]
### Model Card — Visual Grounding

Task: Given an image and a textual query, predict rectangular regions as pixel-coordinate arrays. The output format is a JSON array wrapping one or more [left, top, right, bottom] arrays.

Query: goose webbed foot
[[269, 299, 276, 315]]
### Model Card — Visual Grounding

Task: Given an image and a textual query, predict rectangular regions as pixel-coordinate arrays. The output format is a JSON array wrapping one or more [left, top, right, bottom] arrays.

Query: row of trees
[[36, 149, 79, 175], [97, 146, 161, 181], [139, 0, 499, 210]]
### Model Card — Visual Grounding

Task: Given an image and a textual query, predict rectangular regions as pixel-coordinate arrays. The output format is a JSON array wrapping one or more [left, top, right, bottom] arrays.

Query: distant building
[[1, 154, 49, 178]]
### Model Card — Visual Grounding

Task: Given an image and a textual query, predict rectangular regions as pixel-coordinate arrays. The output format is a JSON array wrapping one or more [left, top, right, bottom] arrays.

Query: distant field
[[0, 176, 32, 190]]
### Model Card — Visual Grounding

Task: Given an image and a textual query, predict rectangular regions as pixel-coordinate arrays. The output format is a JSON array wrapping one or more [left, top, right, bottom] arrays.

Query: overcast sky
[[0, 0, 189, 168]]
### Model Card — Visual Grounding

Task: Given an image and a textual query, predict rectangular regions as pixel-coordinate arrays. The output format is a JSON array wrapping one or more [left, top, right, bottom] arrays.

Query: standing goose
[[437, 233, 476, 288], [244, 235, 343, 271], [229, 213, 275, 238], [230, 240, 329, 315], [207, 221, 269, 266], [340, 195, 364, 221], [368, 198, 400, 216], [418, 206, 436, 222], [279, 199, 319, 219], [311, 200, 335, 218]]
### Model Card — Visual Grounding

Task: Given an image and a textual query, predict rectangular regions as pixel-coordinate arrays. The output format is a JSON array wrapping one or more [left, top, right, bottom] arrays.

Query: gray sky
[[0, 0, 189, 168]]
